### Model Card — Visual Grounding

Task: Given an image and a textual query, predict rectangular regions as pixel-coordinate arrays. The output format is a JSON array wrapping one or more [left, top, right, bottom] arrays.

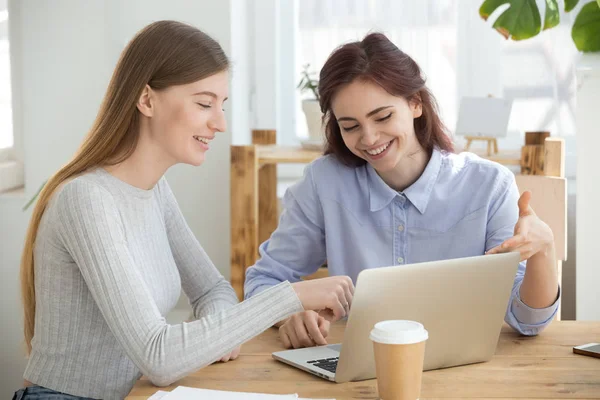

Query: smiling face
[[331, 79, 423, 174], [143, 70, 229, 167]]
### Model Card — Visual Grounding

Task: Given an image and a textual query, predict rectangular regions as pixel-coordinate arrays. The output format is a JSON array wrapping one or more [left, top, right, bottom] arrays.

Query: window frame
[[0, 0, 24, 193]]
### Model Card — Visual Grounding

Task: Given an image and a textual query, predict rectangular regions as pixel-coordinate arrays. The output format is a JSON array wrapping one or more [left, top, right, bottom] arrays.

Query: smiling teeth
[[366, 141, 391, 156], [194, 136, 210, 144]]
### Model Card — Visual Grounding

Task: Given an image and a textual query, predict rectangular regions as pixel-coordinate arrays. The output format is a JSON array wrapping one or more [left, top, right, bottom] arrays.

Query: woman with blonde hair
[[15, 20, 353, 400]]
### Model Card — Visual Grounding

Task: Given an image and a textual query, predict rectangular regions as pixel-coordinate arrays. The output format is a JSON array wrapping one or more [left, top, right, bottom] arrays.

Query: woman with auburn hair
[[15, 20, 353, 400], [245, 32, 560, 349]]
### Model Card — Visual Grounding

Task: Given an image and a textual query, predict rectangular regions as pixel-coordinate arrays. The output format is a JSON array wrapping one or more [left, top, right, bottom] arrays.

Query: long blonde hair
[[20, 20, 229, 354]]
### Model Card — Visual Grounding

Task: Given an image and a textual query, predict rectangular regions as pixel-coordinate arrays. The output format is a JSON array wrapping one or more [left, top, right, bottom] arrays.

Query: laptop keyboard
[[307, 357, 339, 373]]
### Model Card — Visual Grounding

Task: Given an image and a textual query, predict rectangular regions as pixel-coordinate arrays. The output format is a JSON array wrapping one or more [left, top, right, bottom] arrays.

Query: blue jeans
[[13, 385, 98, 400]]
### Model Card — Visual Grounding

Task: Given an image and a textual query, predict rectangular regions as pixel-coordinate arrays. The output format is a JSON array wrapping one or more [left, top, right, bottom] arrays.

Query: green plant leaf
[[572, 1, 600, 52], [480, 0, 542, 40], [565, 0, 580, 12], [543, 0, 560, 30], [22, 180, 46, 211], [297, 63, 319, 100]]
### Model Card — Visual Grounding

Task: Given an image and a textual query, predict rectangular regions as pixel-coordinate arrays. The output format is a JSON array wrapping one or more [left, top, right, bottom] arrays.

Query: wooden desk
[[127, 321, 600, 399]]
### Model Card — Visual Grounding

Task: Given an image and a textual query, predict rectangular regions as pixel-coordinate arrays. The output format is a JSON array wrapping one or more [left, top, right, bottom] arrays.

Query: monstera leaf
[[543, 0, 561, 30], [479, 0, 542, 40], [572, 1, 600, 51], [480, 0, 600, 53], [565, 0, 580, 12]]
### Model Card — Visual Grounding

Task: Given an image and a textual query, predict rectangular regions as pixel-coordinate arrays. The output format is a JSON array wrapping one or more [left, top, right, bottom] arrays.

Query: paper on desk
[[148, 391, 169, 400], [160, 386, 297, 399], [156, 386, 335, 400]]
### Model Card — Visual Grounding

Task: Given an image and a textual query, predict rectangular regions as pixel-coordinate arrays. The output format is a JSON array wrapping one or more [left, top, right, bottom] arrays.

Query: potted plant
[[297, 64, 325, 145]]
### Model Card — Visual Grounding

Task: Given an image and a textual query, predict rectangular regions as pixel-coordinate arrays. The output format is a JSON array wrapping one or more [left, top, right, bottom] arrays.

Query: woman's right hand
[[279, 310, 331, 349], [291, 276, 354, 321]]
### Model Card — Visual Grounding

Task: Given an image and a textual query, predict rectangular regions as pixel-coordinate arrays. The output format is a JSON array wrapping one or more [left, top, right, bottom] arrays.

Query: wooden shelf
[[465, 149, 521, 166], [256, 145, 521, 167], [256, 145, 322, 165]]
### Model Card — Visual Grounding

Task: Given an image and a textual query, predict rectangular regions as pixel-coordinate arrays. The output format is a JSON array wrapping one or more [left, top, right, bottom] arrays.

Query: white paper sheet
[[154, 386, 336, 400], [147, 390, 170, 400], [160, 386, 298, 399]]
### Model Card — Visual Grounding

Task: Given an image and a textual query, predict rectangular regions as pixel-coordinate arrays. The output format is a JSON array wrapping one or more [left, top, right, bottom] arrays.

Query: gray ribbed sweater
[[23, 168, 303, 399]]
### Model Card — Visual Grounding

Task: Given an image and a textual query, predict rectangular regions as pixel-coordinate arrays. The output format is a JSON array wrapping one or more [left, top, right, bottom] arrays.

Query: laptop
[[272, 253, 520, 382]]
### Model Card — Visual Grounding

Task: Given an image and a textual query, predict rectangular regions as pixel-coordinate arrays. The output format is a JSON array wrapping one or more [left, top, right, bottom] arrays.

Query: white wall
[[0, 196, 29, 397], [0, 0, 238, 395], [576, 54, 600, 321]]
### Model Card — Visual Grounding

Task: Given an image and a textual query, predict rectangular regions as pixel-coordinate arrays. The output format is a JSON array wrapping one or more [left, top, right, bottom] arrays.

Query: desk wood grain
[[127, 321, 600, 399]]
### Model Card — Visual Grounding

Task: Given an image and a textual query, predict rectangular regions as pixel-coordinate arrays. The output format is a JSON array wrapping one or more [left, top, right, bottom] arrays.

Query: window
[[295, 0, 458, 140], [500, 26, 577, 139], [0, 0, 23, 193], [0, 0, 12, 153], [292, 0, 577, 178]]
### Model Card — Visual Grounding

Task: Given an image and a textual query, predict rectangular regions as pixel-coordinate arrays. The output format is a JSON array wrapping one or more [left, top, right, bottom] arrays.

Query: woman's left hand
[[218, 346, 241, 363], [486, 191, 554, 261]]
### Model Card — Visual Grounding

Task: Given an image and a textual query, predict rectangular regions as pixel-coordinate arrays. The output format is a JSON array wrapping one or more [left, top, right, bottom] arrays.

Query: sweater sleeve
[[55, 179, 303, 387]]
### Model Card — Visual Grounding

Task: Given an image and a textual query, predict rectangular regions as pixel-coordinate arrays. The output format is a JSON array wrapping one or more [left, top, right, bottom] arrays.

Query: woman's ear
[[410, 95, 423, 118], [137, 84, 154, 117]]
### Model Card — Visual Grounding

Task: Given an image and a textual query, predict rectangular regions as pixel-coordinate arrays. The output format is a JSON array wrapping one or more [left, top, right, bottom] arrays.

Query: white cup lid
[[370, 320, 428, 345]]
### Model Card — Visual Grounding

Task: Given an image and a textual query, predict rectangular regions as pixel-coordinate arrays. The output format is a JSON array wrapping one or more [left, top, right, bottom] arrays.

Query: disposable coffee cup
[[370, 320, 428, 400]]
